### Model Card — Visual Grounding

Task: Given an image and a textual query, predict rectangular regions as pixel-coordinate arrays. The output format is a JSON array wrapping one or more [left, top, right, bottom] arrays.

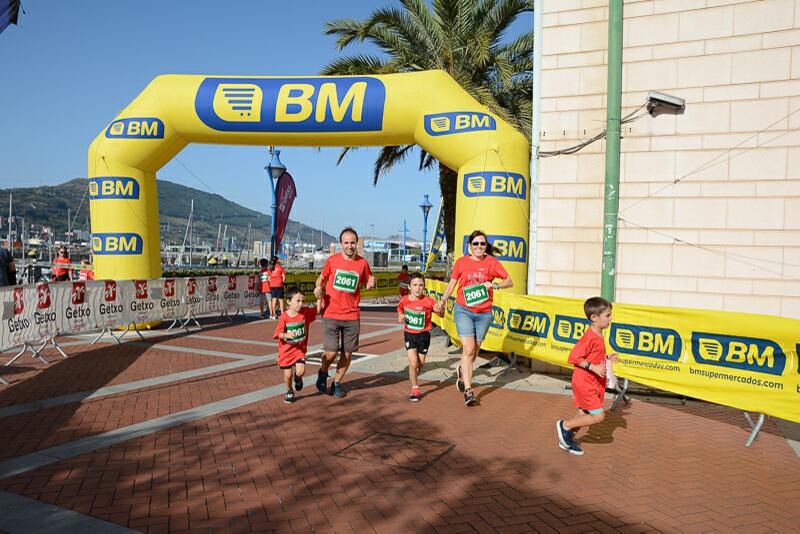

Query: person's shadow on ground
[[578, 404, 629, 444]]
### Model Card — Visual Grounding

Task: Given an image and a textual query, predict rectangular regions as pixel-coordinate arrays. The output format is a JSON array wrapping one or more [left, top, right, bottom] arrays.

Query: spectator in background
[[78, 259, 95, 281], [268, 255, 286, 320], [0, 246, 16, 287], [52, 246, 71, 282], [397, 264, 410, 297]]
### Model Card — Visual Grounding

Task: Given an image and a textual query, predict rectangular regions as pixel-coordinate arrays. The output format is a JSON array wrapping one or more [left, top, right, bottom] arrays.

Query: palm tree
[[322, 0, 533, 254]]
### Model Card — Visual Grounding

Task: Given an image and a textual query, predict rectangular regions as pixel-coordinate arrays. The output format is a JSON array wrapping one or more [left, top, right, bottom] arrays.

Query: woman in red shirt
[[51, 247, 72, 282], [439, 230, 513, 406]]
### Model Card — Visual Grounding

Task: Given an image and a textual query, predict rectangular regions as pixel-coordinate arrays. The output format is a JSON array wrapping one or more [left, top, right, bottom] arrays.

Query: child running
[[273, 286, 322, 404], [556, 296, 618, 456], [258, 258, 271, 319], [397, 273, 444, 401]]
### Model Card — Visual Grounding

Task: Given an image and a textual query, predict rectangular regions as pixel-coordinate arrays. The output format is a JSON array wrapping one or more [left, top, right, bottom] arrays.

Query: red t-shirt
[[79, 269, 95, 281], [273, 307, 317, 367], [258, 268, 271, 293], [397, 272, 410, 296], [450, 255, 509, 313], [321, 253, 372, 320], [397, 295, 437, 334], [268, 264, 285, 288], [52, 256, 71, 279], [567, 328, 607, 411]]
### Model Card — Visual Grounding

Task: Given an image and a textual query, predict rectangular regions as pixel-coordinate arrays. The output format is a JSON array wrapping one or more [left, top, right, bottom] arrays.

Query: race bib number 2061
[[333, 269, 359, 294]]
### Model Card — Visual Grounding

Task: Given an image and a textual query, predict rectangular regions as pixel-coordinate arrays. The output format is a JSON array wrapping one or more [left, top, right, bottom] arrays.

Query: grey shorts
[[323, 318, 360, 353]]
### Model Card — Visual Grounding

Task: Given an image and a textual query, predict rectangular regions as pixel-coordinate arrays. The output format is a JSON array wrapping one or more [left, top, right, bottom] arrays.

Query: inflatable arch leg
[[88, 71, 530, 291]]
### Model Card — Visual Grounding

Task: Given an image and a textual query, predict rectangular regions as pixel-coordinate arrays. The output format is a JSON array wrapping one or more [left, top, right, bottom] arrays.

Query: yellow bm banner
[[426, 280, 800, 423], [283, 272, 403, 303]]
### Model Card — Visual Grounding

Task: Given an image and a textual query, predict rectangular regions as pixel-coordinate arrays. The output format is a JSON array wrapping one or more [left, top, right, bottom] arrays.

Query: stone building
[[535, 0, 800, 318]]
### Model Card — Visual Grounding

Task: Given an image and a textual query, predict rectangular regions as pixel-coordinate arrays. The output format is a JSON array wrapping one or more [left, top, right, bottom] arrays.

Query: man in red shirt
[[313, 227, 375, 398]]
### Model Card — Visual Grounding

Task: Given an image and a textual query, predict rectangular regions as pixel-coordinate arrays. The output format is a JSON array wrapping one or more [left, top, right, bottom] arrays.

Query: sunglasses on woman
[[471, 241, 486, 246]]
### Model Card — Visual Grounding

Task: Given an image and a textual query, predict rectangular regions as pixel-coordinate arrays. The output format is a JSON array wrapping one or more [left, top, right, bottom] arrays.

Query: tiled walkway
[[0, 309, 798, 533]]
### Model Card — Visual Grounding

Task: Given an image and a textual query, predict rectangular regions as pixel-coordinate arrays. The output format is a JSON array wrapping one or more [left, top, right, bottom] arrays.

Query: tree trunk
[[438, 163, 458, 255]]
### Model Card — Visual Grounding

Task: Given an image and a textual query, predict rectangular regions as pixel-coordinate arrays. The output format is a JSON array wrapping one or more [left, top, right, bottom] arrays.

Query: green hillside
[[0, 178, 335, 247]]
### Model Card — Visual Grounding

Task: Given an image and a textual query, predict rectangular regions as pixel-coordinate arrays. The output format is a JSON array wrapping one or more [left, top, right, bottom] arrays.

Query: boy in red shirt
[[397, 273, 444, 401], [397, 264, 410, 297], [258, 258, 271, 319], [273, 286, 322, 404], [556, 297, 618, 456]]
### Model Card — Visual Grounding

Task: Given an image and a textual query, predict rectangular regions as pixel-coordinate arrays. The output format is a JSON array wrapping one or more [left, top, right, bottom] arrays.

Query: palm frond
[[419, 149, 436, 171], [323, 18, 370, 50], [320, 54, 392, 76], [373, 145, 417, 185], [400, 0, 445, 51], [482, 0, 533, 45], [336, 147, 357, 166]]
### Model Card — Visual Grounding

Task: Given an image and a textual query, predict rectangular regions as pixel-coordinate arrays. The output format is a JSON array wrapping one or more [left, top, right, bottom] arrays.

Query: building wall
[[536, 0, 800, 318]]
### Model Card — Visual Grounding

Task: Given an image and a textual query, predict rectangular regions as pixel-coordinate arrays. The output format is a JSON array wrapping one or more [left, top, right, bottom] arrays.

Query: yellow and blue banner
[[87, 71, 530, 291], [425, 197, 445, 272], [427, 280, 800, 423]]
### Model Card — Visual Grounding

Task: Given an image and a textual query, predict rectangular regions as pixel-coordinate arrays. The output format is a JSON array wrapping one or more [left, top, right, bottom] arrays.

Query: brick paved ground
[[0, 309, 798, 533]]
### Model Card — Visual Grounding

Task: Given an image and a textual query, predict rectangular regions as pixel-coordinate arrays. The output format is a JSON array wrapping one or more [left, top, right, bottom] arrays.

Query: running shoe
[[567, 441, 584, 456], [332, 382, 347, 398], [294, 375, 303, 392], [464, 388, 477, 406], [455, 365, 465, 393], [409, 387, 421, 402], [556, 420, 571, 450], [315, 371, 328, 393], [284, 390, 295, 404]]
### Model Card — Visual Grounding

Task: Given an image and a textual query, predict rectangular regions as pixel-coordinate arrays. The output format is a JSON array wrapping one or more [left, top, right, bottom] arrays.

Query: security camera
[[646, 91, 685, 116]]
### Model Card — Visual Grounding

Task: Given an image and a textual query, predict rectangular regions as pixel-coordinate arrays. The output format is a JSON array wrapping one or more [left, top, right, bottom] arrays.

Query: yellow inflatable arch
[[88, 71, 530, 292]]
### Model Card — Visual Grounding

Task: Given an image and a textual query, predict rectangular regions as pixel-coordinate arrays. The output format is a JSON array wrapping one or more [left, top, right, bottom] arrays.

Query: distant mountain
[[384, 233, 421, 243], [0, 178, 336, 247]]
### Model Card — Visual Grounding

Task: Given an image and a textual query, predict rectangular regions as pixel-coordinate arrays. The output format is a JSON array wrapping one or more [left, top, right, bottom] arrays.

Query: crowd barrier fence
[[426, 280, 800, 442]]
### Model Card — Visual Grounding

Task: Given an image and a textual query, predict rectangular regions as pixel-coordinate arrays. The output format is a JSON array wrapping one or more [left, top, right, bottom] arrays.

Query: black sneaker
[[284, 390, 295, 404], [567, 441, 584, 456], [455, 365, 465, 393], [294, 375, 303, 392], [409, 388, 421, 402], [464, 388, 477, 406], [556, 420, 571, 450], [332, 382, 346, 398], [315, 371, 328, 393]]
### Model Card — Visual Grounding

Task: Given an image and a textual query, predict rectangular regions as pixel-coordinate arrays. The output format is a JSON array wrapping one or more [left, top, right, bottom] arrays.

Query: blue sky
[[0, 1, 531, 240]]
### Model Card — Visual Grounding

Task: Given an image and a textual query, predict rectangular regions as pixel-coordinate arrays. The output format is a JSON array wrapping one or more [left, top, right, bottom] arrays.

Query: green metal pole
[[601, 1, 623, 302]]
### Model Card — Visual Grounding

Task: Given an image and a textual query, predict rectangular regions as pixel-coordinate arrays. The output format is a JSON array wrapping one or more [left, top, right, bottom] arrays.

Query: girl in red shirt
[[397, 272, 444, 402], [273, 287, 322, 404], [438, 230, 513, 406], [258, 258, 271, 319]]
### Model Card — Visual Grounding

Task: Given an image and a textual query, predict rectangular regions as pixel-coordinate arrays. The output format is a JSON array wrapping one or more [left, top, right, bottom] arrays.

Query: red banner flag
[[274, 171, 297, 249]]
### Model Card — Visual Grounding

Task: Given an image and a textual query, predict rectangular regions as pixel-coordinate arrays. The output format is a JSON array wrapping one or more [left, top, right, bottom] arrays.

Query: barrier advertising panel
[[426, 280, 800, 423]]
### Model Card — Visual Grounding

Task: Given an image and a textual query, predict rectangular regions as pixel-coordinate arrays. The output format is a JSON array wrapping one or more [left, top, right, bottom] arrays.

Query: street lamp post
[[419, 194, 433, 269], [265, 147, 286, 257]]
